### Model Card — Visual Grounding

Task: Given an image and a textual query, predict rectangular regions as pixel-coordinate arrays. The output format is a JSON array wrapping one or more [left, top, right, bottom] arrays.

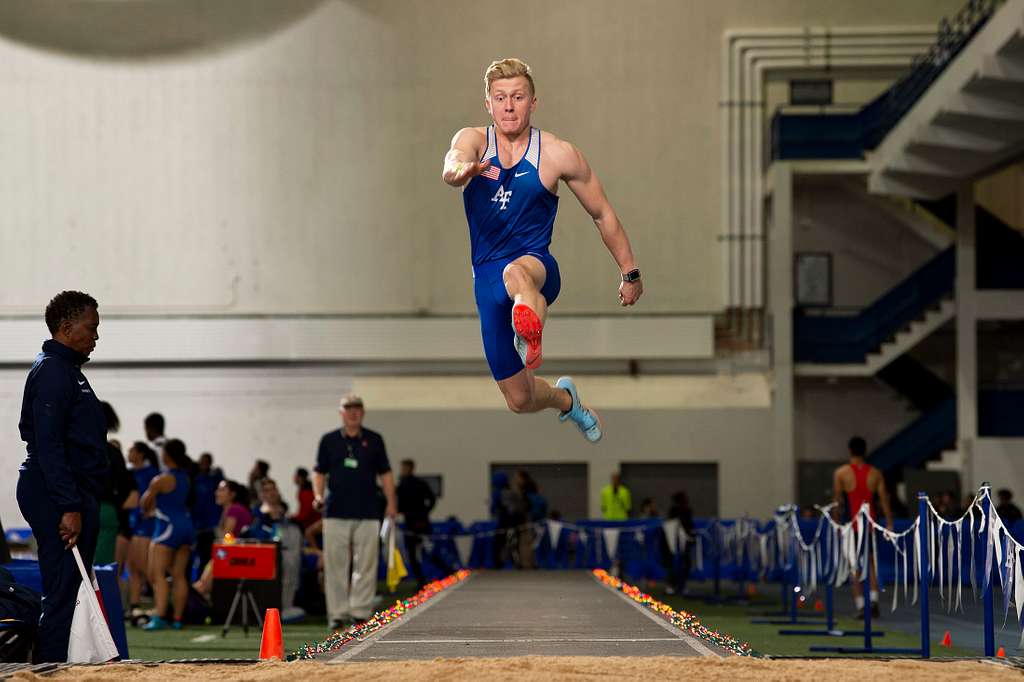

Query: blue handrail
[[795, 247, 954, 363], [773, 0, 1004, 161], [868, 397, 957, 472]]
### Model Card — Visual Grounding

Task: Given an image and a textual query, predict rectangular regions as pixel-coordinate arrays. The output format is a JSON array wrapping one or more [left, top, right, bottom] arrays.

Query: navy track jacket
[[19, 340, 109, 513]]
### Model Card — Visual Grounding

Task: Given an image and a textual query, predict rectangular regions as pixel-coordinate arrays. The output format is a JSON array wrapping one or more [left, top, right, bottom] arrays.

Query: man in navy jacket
[[18, 291, 109, 662]]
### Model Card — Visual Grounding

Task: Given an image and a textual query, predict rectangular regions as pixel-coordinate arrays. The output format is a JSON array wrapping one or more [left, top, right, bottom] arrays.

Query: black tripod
[[221, 579, 264, 637]]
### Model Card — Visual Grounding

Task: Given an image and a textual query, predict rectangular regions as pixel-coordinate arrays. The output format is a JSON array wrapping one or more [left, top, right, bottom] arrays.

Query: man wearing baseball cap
[[313, 393, 397, 630]]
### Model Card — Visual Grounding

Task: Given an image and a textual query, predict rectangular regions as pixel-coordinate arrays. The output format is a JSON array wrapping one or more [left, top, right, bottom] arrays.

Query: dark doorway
[[490, 462, 589, 520], [797, 460, 841, 509], [618, 462, 718, 518]]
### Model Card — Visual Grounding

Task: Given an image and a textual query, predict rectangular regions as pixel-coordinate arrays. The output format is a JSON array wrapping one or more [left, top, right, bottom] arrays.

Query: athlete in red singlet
[[846, 460, 875, 526], [832, 436, 894, 618]]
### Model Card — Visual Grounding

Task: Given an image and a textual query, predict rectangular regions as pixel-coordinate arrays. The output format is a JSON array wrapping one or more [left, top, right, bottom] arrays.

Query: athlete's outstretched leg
[[504, 256, 547, 369], [498, 370, 603, 443], [498, 369, 569, 414]]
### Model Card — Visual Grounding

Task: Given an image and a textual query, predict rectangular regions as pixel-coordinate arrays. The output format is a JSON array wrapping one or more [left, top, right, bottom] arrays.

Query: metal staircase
[[794, 246, 955, 374], [870, 0, 1024, 198], [795, 298, 954, 377]]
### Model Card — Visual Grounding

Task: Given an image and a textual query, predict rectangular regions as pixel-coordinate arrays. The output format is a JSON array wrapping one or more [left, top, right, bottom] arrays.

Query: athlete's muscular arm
[[831, 468, 845, 522], [442, 128, 490, 187], [875, 472, 895, 530], [556, 140, 643, 306]]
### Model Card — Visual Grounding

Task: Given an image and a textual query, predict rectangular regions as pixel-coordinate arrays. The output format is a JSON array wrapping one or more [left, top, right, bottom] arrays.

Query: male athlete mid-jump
[[442, 58, 642, 442]]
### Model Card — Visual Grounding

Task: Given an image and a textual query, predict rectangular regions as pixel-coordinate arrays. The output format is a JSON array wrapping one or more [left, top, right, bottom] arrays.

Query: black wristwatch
[[622, 268, 641, 283]]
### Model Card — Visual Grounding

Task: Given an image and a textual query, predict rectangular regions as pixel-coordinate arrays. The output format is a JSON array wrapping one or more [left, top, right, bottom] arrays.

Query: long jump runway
[[328, 571, 721, 662]]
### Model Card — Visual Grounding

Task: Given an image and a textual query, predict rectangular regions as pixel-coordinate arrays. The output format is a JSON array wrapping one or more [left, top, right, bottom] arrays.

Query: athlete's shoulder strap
[[525, 127, 541, 169], [482, 125, 497, 162]]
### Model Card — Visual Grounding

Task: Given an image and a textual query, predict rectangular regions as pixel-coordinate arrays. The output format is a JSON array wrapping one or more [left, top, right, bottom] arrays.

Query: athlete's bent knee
[[503, 263, 531, 292], [504, 391, 533, 414]]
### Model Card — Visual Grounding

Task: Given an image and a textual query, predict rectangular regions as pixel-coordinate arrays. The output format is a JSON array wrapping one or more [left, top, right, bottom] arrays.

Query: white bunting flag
[[1016, 549, 1024, 624], [602, 528, 621, 561], [68, 547, 118, 663], [455, 535, 474, 567], [546, 520, 564, 547], [663, 519, 680, 556]]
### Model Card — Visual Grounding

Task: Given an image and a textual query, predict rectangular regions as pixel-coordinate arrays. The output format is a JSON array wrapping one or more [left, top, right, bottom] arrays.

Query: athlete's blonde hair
[[484, 58, 535, 98]]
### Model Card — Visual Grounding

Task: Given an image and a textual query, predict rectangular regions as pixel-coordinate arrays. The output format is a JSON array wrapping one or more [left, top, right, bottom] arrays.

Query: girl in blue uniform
[[127, 442, 160, 623], [140, 439, 196, 630]]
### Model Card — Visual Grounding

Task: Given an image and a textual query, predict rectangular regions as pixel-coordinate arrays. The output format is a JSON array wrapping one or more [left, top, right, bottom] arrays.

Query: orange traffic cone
[[997, 646, 1007, 658], [259, 608, 284, 660], [940, 630, 952, 648], [814, 599, 824, 612]]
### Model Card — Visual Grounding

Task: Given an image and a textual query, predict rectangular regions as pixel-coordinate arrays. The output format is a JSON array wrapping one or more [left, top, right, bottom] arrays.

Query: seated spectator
[[219, 480, 253, 538], [639, 497, 658, 519], [291, 467, 321, 530], [251, 478, 290, 538], [997, 489, 1023, 525], [251, 478, 305, 622], [192, 480, 252, 597]]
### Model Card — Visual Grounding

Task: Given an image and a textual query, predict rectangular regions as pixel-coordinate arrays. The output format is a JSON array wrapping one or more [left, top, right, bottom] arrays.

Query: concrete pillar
[[955, 186, 977, 491], [769, 164, 796, 505]]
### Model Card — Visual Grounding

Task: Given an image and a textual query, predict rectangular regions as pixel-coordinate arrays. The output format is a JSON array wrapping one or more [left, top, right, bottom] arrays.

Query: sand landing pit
[[15, 657, 1021, 682]]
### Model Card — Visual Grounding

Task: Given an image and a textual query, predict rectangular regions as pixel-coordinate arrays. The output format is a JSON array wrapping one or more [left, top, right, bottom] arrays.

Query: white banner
[[602, 528, 621, 561], [663, 519, 680, 556], [455, 535, 474, 567], [68, 547, 118, 663], [546, 520, 564, 547]]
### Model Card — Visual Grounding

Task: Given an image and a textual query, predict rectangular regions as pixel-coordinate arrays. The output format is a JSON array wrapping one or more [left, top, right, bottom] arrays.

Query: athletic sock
[[854, 595, 865, 609], [870, 590, 879, 603]]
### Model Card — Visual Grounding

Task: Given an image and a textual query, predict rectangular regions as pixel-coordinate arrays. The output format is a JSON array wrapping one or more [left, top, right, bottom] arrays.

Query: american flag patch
[[480, 164, 500, 181]]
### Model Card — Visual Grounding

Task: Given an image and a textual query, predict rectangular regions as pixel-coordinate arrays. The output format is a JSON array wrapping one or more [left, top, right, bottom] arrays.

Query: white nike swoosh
[[78, 380, 86, 385], [514, 171, 529, 177]]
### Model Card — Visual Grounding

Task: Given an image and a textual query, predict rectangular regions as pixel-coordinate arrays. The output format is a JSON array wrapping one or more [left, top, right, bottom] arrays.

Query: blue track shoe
[[556, 376, 602, 443], [142, 615, 168, 631]]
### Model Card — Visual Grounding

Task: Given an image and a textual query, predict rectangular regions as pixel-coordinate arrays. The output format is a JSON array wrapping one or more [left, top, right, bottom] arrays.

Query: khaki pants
[[322, 517, 380, 621]]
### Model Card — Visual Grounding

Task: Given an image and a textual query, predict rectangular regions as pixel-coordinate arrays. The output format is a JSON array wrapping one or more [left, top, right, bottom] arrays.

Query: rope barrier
[[390, 482, 1021, 658]]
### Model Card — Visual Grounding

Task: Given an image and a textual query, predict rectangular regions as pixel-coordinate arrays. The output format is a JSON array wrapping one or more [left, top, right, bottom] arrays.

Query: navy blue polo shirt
[[315, 426, 390, 520]]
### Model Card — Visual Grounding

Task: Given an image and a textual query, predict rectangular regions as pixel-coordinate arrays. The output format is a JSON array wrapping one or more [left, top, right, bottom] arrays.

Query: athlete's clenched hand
[[443, 155, 491, 187], [618, 279, 643, 306]]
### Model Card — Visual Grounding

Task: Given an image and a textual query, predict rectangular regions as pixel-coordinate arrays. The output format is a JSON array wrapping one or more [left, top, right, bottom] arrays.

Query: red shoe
[[512, 303, 544, 369]]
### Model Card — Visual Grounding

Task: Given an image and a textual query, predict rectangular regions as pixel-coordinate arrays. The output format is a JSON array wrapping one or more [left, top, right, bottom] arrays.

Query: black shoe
[[855, 608, 864, 620], [871, 603, 880, 618]]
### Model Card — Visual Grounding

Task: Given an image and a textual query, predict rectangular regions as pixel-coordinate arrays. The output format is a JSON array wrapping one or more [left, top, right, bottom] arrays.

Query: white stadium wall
[[0, 0, 959, 317], [0, 0, 963, 529], [0, 367, 772, 528]]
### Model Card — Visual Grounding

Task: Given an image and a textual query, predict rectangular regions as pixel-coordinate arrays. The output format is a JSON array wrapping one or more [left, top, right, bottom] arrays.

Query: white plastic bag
[[67, 546, 119, 663]]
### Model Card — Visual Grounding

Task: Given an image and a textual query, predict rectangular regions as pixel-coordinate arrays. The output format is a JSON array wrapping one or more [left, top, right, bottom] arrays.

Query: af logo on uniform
[[491, 185, 512, 211]]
